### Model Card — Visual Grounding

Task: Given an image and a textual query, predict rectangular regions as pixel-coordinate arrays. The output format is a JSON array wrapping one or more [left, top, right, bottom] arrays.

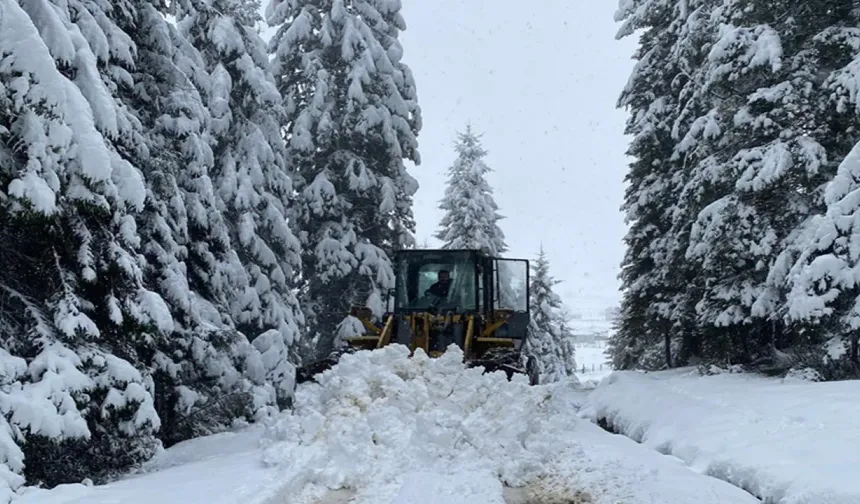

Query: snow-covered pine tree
[[434, 124, 507, 255], [784, 144, 860, 374], [99, 0, 297, 446], [556, 306, 578, 379], [611, 0, 860, 374], [267, 0, 421, 358], [1, 0, 162, 487], [609, 0, 694, 370], [111, 0, 243, 446], [781, 7, 860, 375], [522, 247, 576, 382], [173, 0, 303, 409], [680, 0, 855, 369], [656, 0, 722, 368]]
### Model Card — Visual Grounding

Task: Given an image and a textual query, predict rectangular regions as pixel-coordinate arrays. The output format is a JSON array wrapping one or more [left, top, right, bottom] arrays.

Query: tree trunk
[[664, 332, 672, 368], [851, 332, 858, 365], [772, 319, 784, 349]]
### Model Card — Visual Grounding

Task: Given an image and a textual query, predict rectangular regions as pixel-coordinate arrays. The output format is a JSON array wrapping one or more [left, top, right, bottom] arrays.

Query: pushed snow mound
[[260, 344, 582, 502], [259, 345, 759, 504]]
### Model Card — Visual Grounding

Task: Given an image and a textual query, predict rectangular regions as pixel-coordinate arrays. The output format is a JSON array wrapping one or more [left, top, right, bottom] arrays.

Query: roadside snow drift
[[580, 369, 860, 504], [14, 426, 283, 504]]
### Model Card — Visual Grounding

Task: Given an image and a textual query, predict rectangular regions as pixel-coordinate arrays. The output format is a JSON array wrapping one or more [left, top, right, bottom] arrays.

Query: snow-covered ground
[[20, 344, 859, 504], [15, 346, 759, 504], [574, 341, 613, 386], [579, 368, 860, 504], [15, 425, 287, 504]]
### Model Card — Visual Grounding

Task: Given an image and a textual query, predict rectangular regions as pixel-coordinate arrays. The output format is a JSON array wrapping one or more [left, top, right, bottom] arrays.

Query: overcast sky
[[261, 1, 638, 318], [398, 1, 638, 317]]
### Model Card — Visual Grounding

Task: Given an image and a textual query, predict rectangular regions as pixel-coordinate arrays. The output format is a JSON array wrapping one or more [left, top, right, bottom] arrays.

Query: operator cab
[[394, 250, 478, 312], [391, 249, 529, 319]]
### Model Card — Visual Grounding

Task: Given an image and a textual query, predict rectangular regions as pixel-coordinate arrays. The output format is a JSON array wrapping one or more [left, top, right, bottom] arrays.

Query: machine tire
[[526, 355, 539, 386]]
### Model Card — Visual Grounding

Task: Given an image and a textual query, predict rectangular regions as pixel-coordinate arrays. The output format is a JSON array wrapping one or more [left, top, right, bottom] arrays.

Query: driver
[[425, 270, 451, 298]]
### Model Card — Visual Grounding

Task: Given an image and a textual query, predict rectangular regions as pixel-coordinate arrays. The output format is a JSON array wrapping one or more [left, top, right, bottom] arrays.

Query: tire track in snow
[[261, 473, 596, 504]]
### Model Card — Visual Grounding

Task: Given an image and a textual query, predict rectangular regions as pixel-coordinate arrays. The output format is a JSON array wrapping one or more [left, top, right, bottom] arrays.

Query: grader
[[296, 248, 539, 385]]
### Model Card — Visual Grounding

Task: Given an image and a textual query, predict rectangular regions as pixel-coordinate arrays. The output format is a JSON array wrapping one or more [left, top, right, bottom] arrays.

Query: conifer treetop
[[434, 124, 507, 256]]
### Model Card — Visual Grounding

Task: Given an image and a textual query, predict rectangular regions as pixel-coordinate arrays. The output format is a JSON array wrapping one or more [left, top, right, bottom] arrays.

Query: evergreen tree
[[1, 0, 313, 489], [556, 306, 579, 379], [267, 0, 421, 358], [609, 0, 694, 370], [522, 248, 576, 383], [678, 0, 839, 367], [0, 0, 161, 487], [785, 143, 860, 373], [434, 125, 507, 255], [783, 19, 860, 372], [173, 0, 303, 408], [115, 0, 263, 446], [108, 0, 304, 445], [611, 0, 860, 376], [89, 0, 247, 448]]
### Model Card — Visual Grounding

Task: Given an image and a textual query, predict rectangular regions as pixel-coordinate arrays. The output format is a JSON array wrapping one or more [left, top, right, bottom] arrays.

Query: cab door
[[492, 258, 530, 339]]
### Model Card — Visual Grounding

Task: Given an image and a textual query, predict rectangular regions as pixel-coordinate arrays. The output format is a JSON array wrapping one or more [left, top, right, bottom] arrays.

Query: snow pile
[[580, 369, 860, 504], [259, 344, 581, 502], [258, 345, 759, 504]]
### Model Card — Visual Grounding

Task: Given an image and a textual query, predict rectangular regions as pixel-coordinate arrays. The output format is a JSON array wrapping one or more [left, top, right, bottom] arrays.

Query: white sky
[[261, 1, 638, 318], [399, 1, 638, 317]]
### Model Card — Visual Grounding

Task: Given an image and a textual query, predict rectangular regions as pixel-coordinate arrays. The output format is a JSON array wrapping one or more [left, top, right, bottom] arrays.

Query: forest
[[5, 0, 860, 495], [0, 0, 576, 490]]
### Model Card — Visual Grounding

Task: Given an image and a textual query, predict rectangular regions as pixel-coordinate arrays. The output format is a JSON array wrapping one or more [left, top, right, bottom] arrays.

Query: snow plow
[[296, 248, 539, 385]]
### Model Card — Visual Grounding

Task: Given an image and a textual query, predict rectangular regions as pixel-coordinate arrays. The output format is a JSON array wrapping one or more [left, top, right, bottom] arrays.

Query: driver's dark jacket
[[426, 281, 450, 297]]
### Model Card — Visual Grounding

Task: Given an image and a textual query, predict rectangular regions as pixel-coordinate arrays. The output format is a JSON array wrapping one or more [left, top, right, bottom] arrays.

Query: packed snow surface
[[16, 345, 761, 504], [580, 368, 860, 504], [390, 471, 506, 504]]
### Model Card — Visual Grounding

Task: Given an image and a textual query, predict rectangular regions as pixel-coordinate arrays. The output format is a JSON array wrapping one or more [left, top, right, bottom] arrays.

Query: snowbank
[[579, 369, 860, 504], [14, 425, 283, 504]]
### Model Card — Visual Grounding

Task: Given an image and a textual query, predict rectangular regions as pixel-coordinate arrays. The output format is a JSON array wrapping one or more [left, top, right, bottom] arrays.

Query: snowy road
[[17, 346, 761, 504], [283, 470, 595, 504]]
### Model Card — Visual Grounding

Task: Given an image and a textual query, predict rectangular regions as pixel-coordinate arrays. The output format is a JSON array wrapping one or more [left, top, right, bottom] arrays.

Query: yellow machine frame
[[345, 306, 519, 359]]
